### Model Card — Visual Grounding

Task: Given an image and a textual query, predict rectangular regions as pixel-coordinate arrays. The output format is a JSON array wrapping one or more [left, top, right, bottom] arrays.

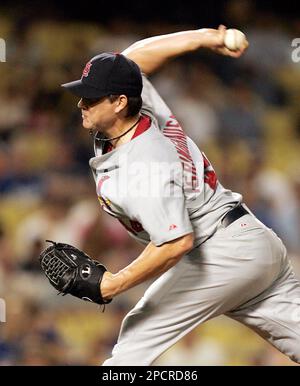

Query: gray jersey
[[89, 75, 242, 247], [99, 76, 300, 368]]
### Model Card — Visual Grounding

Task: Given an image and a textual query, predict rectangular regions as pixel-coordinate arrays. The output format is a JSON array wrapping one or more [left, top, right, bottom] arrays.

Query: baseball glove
[[39, 240, 111, 305]]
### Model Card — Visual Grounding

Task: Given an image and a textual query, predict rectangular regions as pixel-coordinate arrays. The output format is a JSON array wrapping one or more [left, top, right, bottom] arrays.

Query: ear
[[114, 95, 128, 114]]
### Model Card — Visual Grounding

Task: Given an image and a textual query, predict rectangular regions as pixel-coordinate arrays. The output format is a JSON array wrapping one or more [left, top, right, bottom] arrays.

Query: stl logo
[[0, 39, 6, 62], [82, 61, 92, 78]]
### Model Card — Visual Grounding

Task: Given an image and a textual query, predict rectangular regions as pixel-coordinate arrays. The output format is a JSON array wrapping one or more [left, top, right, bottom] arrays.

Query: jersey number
[[202, 153, 218, 191]]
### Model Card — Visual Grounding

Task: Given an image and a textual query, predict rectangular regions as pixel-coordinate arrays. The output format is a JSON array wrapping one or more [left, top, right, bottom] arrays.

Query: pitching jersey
[[89, 75, 242, 247]]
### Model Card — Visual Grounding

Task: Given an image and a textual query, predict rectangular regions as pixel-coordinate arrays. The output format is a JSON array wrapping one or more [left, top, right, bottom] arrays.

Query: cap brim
[[61, 79, 107, 98]]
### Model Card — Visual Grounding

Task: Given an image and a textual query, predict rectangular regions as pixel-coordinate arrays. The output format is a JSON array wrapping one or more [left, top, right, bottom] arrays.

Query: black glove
[[39, 240, 111, 305]]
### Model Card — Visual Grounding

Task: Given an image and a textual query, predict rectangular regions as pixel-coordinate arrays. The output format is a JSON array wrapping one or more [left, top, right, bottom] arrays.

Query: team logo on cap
[[82, 61, 92, 78]]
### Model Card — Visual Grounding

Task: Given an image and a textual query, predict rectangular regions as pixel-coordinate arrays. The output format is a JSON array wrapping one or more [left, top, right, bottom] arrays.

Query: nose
[[77, 98, 86, 109]]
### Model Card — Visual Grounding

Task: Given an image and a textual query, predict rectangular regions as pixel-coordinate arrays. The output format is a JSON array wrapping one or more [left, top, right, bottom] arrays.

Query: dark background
[[2, 0, 300, 25]]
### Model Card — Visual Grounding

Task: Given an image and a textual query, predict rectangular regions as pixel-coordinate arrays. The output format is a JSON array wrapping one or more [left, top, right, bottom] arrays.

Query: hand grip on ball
[[224, 29, 247, 51]]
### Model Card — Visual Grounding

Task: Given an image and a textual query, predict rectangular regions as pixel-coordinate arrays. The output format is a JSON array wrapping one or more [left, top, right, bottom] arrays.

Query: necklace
[[94, 117, 141, 143]]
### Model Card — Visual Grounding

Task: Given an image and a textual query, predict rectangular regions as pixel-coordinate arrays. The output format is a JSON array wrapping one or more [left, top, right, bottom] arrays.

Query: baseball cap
[[61, 53, 143, 98]]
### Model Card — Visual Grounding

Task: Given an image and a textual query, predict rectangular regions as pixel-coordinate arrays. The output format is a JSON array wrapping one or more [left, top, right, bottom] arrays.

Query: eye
[[82, 98, 103, 108]]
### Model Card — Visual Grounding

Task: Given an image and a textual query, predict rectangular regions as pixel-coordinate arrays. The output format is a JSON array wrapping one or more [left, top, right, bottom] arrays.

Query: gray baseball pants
[[103, 214, 300, 365]]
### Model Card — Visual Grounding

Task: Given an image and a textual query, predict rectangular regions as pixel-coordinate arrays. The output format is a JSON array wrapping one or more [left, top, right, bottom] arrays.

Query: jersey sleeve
[[141, 74, 174, 131], [125, 162, 193, 246]]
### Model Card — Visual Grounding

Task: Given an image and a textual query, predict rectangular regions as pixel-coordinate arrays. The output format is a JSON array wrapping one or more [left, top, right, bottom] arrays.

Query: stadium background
[[0, 0, 300, 365]]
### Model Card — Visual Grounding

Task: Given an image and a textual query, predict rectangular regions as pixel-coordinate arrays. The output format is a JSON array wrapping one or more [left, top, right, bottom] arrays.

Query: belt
[[221, 204, 249, 228]]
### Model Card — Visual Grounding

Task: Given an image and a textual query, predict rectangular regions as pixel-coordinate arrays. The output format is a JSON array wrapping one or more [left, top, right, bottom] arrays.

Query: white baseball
[[224, 29, 246, 51]]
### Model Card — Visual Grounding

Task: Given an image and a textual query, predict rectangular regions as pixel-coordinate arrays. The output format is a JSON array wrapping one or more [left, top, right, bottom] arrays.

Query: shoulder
[[132, 123, 181, 164]]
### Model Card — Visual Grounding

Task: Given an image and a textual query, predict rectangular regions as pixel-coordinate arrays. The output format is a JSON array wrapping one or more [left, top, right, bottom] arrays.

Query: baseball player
[[60, 26, 300, 365]]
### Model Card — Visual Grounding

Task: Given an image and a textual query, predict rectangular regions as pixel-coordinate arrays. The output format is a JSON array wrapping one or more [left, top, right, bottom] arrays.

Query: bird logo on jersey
[[97, 175, 113, 212], [98, 196, 112, 211]]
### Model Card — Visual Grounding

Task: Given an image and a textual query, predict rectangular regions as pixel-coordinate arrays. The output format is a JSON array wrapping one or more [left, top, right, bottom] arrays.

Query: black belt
[[221, 204, 249, 228]]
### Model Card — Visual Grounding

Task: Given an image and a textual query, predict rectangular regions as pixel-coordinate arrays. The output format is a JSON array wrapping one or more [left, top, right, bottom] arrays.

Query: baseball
[[224, 29, 247, 51]]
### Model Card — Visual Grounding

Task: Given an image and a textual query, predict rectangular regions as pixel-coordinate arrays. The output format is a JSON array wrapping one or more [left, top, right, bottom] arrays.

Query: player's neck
[[103, 114, 141, 148]]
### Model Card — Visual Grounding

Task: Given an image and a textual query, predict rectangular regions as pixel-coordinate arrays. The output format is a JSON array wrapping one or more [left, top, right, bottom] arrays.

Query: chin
[[82, 120, 93, 130]]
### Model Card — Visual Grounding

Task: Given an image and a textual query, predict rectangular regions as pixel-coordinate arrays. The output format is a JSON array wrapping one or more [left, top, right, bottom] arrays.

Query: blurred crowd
[[1, 0, 300, 366]]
